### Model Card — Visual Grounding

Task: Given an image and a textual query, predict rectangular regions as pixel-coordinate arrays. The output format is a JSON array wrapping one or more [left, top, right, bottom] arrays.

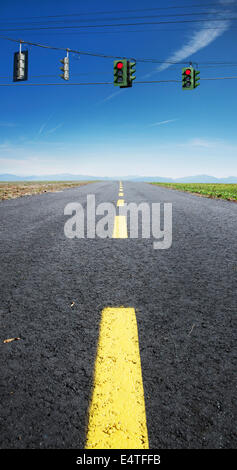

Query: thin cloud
[[38, 112, 54, 136], [44, 123, 63, 135], [143, 4, 231, 78], [0, 122, 18, 128], [187, 138, 225, 148], [158, 21, 230, 73], [147, 119, 178, 127], [98, 90, 122, 104]]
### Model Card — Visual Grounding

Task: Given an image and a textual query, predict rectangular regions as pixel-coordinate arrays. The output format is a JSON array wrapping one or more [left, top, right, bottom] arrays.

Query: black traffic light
[[13, 50, 28, 82]]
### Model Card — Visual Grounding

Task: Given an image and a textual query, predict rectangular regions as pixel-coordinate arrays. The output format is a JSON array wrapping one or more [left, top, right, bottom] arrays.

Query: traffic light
[[194, 69, 200, 88], [182, 66, 200, 90], [114, 60, 128, 87], [128, 61, 136, 87], [182, 67, 194, 89], [60, 56, 69, 80], [13, 50, 28, 82]]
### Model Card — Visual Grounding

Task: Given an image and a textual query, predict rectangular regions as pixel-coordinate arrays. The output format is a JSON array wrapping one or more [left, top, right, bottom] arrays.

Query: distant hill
[[0, 174, 237, 183]]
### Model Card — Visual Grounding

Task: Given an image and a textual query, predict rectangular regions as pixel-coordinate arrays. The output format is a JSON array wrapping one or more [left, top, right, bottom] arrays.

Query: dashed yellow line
[[117, 199, 124, 207], [85, 307, 149, 449], [119, 192, 124, 197], [112, 215, 128, 238]]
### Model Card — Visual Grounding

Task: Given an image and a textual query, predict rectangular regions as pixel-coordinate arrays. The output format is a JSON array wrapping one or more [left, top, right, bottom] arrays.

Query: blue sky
[[0, 0, 237, 177]]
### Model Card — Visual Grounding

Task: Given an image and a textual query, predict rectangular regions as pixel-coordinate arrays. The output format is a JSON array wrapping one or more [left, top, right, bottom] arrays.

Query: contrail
[[158, 19, 230, 73], [148, 119, 178, 127], [143, 3, 231, 78]]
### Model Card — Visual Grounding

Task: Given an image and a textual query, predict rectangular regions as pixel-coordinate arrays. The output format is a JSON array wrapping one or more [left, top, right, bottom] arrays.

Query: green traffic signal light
[[114, 60, 128, 87]]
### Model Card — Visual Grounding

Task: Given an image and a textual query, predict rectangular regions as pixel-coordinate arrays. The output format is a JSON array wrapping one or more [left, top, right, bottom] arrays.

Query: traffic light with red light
[[182, 66, 200, 90], [182, 67, 194, 89], [114, 60, 128, 87]]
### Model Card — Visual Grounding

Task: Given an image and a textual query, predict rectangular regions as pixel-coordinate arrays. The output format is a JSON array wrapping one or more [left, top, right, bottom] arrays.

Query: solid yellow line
[[85, 307, 149, 449], [117, 199, 124, 207], [112, 215, 128, 238]]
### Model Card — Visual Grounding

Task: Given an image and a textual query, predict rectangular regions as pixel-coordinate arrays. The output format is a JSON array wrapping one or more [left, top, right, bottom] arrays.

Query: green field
[[0, 181, 92, 200], [150, 183, 237, 201]]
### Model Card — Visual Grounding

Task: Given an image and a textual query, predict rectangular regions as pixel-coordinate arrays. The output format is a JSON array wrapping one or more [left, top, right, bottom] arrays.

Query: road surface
[[0, 181, 236, 449]]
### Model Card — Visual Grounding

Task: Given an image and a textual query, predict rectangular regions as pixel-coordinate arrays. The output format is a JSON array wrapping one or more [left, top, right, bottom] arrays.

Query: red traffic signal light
[[116, 62, 124, 69], [114, 59, 128, 86], [182, 67, 195, 89], [182, 66, 200, 90]]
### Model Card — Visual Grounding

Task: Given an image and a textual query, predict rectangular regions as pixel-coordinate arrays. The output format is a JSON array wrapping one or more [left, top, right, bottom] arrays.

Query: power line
[[0, 77, 236, 86], [137, 76, 237, 82], [0, 17, 236, 32], [0, 10, 234, 27], [0, 35, 236, 65], [1, 3, 236, 20], [1, 63, 237, 80], [7, 26, 234, 35]]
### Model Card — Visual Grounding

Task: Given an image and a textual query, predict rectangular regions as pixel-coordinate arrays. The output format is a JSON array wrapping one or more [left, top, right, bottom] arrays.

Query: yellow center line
[[119, 192, 124, 197], [117, 199, 124, 207], [85, 307, 149, 449], [112, 215, 128, 238]]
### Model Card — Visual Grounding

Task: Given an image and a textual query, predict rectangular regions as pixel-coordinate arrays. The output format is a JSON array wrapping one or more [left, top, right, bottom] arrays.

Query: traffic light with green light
[[114, 60, 128, 87]]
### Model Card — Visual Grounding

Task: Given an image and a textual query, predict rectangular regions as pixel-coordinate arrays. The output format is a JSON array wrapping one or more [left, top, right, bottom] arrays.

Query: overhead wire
[[6, 26, 234, 34], [1, 2, 236, 20], [0, 77, 237, 86], [0, 17, 237, 32], [0, 10, 235, 27], [0, 34, 236, 66]]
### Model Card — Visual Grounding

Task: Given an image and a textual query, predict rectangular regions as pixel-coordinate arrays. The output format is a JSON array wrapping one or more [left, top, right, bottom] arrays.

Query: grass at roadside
[[150, 183, 237, 201], [0, 181, 94, 200]]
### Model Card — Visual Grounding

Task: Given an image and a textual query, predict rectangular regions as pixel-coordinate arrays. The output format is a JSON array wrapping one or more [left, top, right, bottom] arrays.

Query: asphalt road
[[0, 181, 236, 449]]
